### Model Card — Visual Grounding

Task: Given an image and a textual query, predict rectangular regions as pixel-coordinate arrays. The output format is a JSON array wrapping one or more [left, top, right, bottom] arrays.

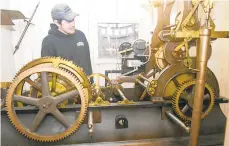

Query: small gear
[[164, 42, 187, 65], [88, 73, 113, 104], [172, 80, 215, 121], [155, 46, 169, 70], [146, 80, 158, 96], [6, 66, 88, 142]]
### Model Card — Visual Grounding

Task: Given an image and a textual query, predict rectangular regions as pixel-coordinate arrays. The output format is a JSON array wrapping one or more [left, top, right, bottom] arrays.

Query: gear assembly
[[1, 0, 229, 146]]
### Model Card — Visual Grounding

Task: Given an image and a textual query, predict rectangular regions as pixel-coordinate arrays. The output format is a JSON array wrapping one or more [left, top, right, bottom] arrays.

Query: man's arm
[[41, 37, 57, 57]]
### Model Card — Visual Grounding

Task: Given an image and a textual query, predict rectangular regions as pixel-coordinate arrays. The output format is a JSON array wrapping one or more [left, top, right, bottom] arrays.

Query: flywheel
[[14, 57, 92, 107], [172, 80, 215, 121], [6, 66, 88, 142], [29, 73, 75, 108]]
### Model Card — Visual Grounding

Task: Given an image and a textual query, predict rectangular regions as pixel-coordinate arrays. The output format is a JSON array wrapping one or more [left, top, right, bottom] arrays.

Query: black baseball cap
[[51, 4, 79, 22]]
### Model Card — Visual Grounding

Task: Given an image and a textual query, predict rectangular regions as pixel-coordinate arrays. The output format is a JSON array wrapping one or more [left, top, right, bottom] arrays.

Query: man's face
[[59, 19, 76, 35]]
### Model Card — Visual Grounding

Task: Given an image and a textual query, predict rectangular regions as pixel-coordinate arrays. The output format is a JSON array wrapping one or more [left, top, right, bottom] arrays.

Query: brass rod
[[117, 88, 127, 100], [189, 28, 211, 146], [136, 79, 147, 88], [138, 74, 151, 83]]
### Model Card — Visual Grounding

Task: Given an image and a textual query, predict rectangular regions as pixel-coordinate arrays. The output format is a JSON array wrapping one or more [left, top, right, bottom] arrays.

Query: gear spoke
[[30, 110, 46, 132], [13, 95, 39, 106], [6, 59, 89, 142], [24, 77, 42, 92], [181, 104, 190, 113], [202, 104, 206, 111], [51, 73, 57, 92], [52, 108, 71, 128], [172, 80, 215, 121], [54, 90, 79, 105], [191, 85, 196, 95], [55, 87, 75, 96], [41, 72, 50, 96], [172, 78, 179, 87], [181, 92, 190, 101], [203, 94, 210, 100]]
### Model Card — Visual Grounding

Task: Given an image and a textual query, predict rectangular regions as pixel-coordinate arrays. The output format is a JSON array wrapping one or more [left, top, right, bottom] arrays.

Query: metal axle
[[165, 111, 190, 133]]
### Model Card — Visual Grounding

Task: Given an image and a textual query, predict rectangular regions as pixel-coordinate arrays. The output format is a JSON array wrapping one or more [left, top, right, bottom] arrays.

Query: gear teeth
[[184, 120, 191, 126], [15, 57, 53, 77], [172, 81, 189, 121], [15, 56, 88, 79], [171, 80, 215, 121], [201, 82, 215, 119], [6, 67, 88, 142], [14, 56, 92, 100]]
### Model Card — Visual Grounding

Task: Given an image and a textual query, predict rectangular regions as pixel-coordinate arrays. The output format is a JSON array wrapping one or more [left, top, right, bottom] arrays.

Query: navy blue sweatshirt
[[41, 24, 92, 75]]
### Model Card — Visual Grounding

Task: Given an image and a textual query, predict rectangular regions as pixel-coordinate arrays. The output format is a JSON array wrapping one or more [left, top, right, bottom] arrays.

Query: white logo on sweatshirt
[[77, 42, 84, 47]]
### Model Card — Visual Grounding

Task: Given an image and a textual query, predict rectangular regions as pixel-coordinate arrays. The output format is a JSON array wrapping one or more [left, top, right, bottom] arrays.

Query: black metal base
[[1, 102, 227, 146], [58, 133, 224, 146]]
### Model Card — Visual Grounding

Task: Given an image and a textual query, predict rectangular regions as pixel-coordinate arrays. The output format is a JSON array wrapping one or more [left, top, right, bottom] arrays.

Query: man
[[41, 3, 92, 75]]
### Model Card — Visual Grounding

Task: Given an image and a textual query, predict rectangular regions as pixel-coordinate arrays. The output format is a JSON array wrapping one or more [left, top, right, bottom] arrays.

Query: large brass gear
[[172, 80, 215, 121], [29, 74, 74, 107], [6, 66, 88, 142], [15, 57, 92, 107], [153, 58, 219, 101]]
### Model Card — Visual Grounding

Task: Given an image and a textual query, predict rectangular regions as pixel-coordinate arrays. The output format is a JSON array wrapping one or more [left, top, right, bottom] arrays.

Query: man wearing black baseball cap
[[41, 3, 92, 76]]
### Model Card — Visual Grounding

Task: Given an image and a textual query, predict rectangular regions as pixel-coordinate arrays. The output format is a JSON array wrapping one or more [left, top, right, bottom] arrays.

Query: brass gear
[[155, 46, 168, 70], [15, 57, 92, 107], [164, 42, 187, 65], [88, 73, 113, 104], [163, 73, 195, 100], [146, 80, 158, 97], [172, 80, 215, 121], [162, 68, 218, 100], [6, 66, 88, 142], [30, 74, 74, 107]]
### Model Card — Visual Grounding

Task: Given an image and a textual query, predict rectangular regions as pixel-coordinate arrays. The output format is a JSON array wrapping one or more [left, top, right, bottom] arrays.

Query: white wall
[[87, 0, 153, 75], [210, 1, 229, 99], [0, 0, 16, 82], [10, 0, 91, 72]]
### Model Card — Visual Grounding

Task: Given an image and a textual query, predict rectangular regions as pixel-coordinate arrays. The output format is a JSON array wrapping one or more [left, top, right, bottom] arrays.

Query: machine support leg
[[88, 111, 94, 138]]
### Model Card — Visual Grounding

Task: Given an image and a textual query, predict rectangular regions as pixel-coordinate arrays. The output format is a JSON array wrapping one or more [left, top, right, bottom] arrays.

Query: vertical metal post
[[189, 1, 213, 145], [189, 28, 211, 146], [88, 111, 93, 137]]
